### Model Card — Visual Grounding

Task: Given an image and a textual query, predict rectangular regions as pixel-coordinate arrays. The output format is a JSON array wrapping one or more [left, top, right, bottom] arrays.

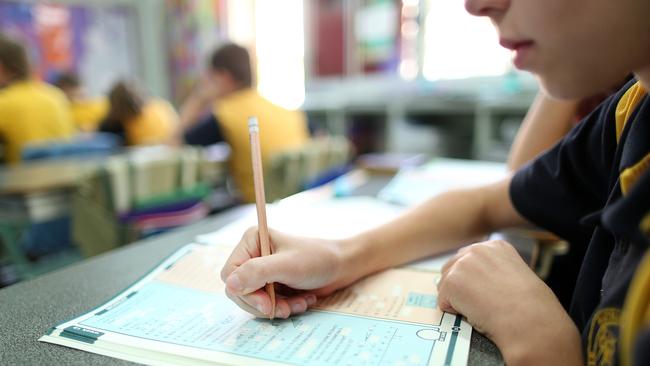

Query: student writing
[[221, 0, 650, 365]]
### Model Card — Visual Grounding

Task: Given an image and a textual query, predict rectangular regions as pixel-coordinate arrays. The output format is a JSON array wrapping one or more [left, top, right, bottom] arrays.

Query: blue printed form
[[40, 244, 472, 365]]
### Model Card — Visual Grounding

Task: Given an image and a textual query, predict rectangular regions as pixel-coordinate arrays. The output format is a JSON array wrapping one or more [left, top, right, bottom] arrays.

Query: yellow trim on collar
[[615, 82, 648, 194], [641, 213, 650, 236], [620, 153, 650, 195], [615, 82, 646, 142]]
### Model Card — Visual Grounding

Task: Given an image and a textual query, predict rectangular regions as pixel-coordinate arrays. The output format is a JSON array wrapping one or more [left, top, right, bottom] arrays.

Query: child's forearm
[[339, 178, 523, 282]]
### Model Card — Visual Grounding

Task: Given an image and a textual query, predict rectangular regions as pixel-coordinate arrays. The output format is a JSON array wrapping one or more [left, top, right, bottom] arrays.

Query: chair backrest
[[265, 136, 351, 202], [72, 145, 229, 256], [82, 145, 230, 213]]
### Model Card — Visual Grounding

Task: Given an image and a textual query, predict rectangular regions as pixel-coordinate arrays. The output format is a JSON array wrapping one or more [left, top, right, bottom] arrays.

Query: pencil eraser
[[248, 117, 259, 132]]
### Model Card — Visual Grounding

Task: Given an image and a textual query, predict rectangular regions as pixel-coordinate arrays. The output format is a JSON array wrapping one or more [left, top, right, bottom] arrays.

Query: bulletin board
[[166, 0, 227, 104], [0, 1, 139, 97]]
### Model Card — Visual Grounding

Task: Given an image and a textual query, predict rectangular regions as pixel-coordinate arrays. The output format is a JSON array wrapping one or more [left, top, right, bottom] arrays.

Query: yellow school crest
[[587, 308, 620, 366]]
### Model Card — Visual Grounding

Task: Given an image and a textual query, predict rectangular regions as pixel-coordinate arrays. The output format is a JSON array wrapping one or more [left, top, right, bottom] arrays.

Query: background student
[[0, 34, 75, 164], [220, 0, 650, 365], [179, 43, 309, 203], [99, 80, 178, 146], [52, 71, 108, 133]]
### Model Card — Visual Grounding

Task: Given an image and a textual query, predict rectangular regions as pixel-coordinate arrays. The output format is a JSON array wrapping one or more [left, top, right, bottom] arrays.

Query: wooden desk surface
[[0, 159, 101, 196]]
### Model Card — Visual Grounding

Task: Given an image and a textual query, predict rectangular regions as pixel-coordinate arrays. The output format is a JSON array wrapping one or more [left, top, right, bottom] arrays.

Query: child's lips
[[500, 39, 535, 69], [499, 38, 534, 51]]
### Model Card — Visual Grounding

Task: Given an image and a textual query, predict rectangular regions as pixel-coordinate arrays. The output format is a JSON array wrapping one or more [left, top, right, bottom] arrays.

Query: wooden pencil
[[248, 116, 276, 320]]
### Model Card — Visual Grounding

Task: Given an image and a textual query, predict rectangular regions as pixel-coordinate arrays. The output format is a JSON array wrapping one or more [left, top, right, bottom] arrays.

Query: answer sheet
[[40, 244, 471, 365]]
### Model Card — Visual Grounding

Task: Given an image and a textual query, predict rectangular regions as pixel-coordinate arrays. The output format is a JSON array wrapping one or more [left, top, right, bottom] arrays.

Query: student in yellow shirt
[[99, 80, 178, 146], [0, 34, 75, 164], [52, 72, 108, 133], [179, 43, 309, 202]]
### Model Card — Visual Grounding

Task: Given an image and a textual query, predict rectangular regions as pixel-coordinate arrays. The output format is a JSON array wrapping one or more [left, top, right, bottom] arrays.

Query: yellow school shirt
[[125, 99, 178, 146], [70, 98, 108, 132], [214, 88, 309, 202], [0, 80, 75, 164]]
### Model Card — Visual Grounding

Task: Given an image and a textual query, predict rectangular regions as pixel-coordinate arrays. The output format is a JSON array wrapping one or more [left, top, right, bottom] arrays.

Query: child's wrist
[[496, 305, 582, 365], [335, 236, 373, 284]]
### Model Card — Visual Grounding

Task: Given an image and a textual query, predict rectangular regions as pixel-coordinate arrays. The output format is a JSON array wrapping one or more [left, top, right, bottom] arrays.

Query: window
[[254, 0, 305, 109], [423, 0, 511, 80]]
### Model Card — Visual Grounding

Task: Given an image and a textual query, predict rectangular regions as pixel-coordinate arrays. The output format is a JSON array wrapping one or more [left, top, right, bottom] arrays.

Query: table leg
[[0, 223, 31, 279]]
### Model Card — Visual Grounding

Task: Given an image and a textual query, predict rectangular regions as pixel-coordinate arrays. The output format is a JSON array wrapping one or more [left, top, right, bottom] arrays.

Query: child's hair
[[52, 71, 81, 90], [0, 34, 30, 81], [209, 43, 253, 88], [107, 80, 145, 122]]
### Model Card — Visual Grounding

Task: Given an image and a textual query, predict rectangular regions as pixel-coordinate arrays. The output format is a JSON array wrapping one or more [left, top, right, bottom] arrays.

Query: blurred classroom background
[[0, 0, 537, 287]]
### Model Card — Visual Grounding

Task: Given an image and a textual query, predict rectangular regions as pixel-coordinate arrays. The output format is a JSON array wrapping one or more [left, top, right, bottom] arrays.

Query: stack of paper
[[130, 202, 209, 232], [378, 158, 507, 207]]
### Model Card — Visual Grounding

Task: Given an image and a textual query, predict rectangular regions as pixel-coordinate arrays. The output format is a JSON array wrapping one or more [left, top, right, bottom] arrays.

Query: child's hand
[[221, 228, 354, 319], [192, 74, 220, 103], [437, 240, 583, 365]]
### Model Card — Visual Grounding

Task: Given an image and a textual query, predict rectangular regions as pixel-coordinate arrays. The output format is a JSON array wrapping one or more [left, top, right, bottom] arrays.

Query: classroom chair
[[15, 134, 121, 260], [21, 133, 120, 161], [72, 146, 229, 257], [264, 136, 351, 202]]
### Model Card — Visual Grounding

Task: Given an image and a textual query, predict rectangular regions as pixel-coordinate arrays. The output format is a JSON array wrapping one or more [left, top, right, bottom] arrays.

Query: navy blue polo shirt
[[510, 79, 650, 365]]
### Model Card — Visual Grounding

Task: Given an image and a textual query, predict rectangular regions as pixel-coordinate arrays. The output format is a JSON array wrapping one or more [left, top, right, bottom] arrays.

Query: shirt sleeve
[[509, 90, 624, 245], [184, 113, 225, 146]]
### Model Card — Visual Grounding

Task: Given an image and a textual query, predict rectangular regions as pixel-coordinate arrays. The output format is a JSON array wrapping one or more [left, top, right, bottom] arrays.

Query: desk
[[0, 159, 100, 195], [0, 204, 503, 365], [0, 159, 102, 279]]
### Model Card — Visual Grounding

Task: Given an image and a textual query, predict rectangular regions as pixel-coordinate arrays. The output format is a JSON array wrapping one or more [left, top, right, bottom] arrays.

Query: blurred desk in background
[[0, 145, 232, 282], [0, 158, 100, 196], [0, 159, 101, 280]]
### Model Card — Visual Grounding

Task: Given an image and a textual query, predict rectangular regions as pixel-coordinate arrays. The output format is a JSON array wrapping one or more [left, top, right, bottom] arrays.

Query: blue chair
[[22, 133, 120, 161]]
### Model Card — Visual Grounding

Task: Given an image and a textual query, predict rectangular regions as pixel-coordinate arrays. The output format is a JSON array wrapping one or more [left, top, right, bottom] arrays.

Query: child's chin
[[538, 77, 593, 101]]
